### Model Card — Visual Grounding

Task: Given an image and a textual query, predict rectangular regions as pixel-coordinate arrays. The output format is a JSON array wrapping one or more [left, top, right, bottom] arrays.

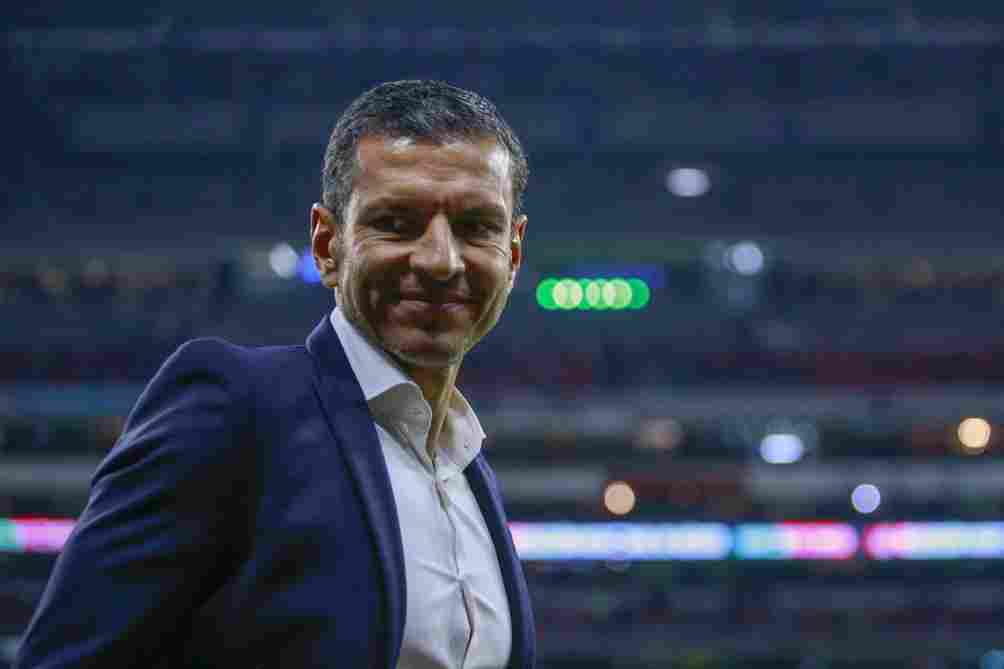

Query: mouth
[[396, 295, 472, 315], [399, 292, 472, 306]]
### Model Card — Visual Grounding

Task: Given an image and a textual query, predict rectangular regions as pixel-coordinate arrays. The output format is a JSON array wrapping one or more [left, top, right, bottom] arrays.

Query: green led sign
[[536, 278, 651, 311]]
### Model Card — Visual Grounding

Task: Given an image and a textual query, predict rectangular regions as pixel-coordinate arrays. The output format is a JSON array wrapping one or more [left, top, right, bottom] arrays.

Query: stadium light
[[851, 484, 881, 514], [603, 481, 637, 516], [958, 417, 992, 452], [536, 277, 650, 311], [759, 433, 804, 464], [268, 242, 299, 279], [666, 167, 710, 198], [734, 522, 858, 560], [865, 522, 1004, 560], [725, 241, 765, 276]]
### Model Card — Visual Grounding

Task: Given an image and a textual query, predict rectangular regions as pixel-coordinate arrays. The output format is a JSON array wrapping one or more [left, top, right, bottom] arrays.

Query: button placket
[[434, 477, 450, 511], [430, 453, 474, 666], [460, 581, 476, 665]]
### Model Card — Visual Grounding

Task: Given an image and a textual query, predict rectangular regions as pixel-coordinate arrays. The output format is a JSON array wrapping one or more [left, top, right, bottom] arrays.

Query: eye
[[371, 214, 416, 235], [458, 215, 503, 237]]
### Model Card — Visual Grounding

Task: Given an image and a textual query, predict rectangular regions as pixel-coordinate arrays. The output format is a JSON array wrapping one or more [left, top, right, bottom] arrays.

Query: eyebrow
[[456, 204, 508, 221], [359, 200, 413, 216], [359, 197, 508, 221]]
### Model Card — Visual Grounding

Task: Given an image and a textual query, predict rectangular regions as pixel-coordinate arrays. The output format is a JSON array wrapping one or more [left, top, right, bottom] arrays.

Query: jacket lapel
[[306, 317, 406, 669], [466, 455, 536, 669]]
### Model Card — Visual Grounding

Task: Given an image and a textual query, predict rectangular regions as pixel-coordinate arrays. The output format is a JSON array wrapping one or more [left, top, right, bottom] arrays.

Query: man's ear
[[509, 214, 527, 284], [310, 203, 340, 290]]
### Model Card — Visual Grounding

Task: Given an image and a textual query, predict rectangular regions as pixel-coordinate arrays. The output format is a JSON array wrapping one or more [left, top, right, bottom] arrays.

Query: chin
[[392, 344, 464, 369], [383, 332, 465, 370]]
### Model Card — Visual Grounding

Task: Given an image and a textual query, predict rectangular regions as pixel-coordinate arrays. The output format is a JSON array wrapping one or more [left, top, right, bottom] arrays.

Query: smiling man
[[314, 132, 525, 426], [16, 80, 535, 669]]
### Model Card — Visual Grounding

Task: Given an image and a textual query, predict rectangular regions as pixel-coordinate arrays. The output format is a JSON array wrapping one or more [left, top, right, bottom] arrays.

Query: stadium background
[[4, 1, 1004, 667]]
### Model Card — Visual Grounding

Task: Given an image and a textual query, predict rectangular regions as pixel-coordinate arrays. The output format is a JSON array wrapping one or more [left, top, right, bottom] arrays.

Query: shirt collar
[[328, 307, 486, 468], [330, 306, 414, 402]]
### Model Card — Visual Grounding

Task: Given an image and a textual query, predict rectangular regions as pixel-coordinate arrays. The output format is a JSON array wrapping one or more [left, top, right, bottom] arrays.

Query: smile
[[397, 298, 469, 314]]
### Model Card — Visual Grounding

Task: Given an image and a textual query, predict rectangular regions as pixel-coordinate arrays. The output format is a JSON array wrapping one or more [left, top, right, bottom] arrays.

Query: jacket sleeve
[[15, 338, 256, 669]]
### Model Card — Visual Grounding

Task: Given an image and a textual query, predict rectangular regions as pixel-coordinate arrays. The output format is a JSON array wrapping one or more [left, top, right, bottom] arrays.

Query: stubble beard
[[336, 260, 514, 373], [337, 280, 469, 372]]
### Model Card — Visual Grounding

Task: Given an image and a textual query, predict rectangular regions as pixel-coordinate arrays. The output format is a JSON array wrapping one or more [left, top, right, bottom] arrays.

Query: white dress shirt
[[330, 308, 512, 669]]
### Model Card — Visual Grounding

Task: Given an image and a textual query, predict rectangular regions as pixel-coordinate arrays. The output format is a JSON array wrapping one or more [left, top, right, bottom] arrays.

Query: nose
[[411, 214, 464, 282]]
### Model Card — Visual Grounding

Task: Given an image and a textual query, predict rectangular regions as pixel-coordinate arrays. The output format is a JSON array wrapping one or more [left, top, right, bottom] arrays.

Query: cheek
[[487, 258, 516, 299], [344, 256, 397, 316], [472, 257, 515, 320], [471, 245, 513, 283]]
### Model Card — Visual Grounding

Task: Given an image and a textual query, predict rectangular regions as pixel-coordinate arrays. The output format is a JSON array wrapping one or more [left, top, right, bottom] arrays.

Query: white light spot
[[727, 241, 765, 276], [269, 243, 299, 279], [603, 481, 637, 516], [666, 167, 710, 198], [851, 483, 881, 514], [760, 433, 804, 464], [958, 417, 992, 452]]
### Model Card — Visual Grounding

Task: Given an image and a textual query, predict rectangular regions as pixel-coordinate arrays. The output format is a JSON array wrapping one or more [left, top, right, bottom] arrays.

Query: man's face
[[314, 135, 526, 371]]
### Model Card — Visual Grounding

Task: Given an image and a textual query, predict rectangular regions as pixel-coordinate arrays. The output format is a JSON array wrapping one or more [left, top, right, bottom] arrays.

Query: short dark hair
[[321, 79, 528, 226]]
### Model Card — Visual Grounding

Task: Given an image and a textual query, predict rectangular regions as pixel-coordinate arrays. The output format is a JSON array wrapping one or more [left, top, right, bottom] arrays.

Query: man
[[16, 80, 535, 669]]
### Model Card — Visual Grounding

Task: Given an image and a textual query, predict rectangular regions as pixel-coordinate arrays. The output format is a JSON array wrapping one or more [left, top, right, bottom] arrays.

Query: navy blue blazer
[[16, 317, 535, 669]]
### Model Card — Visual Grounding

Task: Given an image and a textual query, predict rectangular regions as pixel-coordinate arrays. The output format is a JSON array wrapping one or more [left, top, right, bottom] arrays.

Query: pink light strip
[[9, 518, 75, 553]]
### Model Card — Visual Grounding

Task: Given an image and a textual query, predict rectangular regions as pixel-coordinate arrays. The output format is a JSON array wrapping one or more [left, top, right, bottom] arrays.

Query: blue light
[[298, 249, 322, 284], [508, 522, 732, 561], [760, 433, 805, 464], [980, 650, 1004, 669]]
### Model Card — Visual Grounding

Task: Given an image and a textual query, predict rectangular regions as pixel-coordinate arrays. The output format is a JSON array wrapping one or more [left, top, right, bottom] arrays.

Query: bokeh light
[[268, 242, 299, 279], [603, 481, 637, 516], [726, 241, 765, 276], [851, 484, 882, 514], [759, 433, 804, 464], [666, 167, 711, 197], [536, 277, 650, 310], [958, 417, 992, 452], [634, 418, 684, 451]]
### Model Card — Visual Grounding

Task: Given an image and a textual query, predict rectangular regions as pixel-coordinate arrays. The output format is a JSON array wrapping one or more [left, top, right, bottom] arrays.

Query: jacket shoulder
[[162, 336, 308, 371], [157, 337, 314, 388]]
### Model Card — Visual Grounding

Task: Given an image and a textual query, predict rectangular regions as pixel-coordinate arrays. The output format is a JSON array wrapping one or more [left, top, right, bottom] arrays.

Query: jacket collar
[[306, 316, 407, 669], [307, 314, 535, 669], [465, 456, 536, 669]]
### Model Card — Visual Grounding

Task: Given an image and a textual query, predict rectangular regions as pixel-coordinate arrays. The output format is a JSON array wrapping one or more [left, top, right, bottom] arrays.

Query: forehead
[[351, 135, 512, 212]]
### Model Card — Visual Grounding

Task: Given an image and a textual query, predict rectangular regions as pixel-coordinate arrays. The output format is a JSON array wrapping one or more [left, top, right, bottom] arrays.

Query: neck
[[405, 362, 460, 459]]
